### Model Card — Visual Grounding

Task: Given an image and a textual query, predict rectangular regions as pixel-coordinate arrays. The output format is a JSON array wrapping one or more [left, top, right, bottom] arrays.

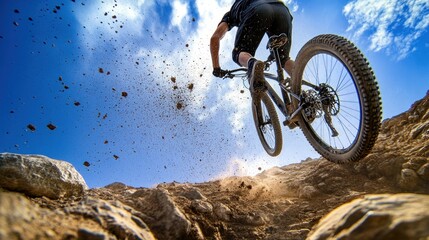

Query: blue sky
[[1, 0, 428, 188]]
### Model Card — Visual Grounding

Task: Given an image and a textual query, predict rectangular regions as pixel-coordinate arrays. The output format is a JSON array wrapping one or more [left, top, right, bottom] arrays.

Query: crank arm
[[283, 105, 302, 127]]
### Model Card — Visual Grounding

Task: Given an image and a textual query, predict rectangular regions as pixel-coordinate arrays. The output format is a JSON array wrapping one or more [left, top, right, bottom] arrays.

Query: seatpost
[[273, 48, 285, 83]]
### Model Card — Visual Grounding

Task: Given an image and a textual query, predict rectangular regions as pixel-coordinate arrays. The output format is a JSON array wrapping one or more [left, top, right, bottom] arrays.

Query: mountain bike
[[223, 34, 382, 163]]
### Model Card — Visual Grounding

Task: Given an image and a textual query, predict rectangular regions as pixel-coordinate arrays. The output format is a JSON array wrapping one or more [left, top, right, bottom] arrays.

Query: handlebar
[[222, 58, 274, 79], [222, 68, 248, 79]]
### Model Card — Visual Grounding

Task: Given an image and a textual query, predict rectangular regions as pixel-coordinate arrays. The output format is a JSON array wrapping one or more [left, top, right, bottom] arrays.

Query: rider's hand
[[212, 67, 228, 78]]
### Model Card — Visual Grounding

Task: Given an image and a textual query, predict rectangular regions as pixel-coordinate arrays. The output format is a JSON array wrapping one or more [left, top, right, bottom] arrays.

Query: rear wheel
[[252, 93, 282, 156], [292, 34, 382, 163]]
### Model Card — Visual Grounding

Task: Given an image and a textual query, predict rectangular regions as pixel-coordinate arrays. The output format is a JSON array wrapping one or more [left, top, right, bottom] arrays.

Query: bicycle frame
[[225, 47, 303, 128]]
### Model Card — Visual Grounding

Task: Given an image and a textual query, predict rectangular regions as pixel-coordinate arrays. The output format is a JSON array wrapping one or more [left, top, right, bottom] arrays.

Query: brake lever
[[223, 71, 234, 79]]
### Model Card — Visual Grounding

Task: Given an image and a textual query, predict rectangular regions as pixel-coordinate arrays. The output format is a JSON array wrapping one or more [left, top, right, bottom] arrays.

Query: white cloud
[[171, 0, 190, 34], [75, 1, 145, 35], [344, 0, 429, 60]]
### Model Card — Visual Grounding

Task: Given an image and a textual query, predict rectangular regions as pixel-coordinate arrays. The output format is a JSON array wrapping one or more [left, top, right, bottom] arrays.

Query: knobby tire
[[252, 93, 283, 157], [292, 34, 382, 163]]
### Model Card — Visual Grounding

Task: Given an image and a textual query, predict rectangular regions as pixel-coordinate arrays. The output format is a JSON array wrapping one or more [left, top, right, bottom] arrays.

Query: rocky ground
[[1, 91, 429, 239]]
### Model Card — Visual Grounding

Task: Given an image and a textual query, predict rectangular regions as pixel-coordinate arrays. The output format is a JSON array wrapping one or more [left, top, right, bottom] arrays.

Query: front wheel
[[292, 34, 382, 163], [252, 93, 283, 156]]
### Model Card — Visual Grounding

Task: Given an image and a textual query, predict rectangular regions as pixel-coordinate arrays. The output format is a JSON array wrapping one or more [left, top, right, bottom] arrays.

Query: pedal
[[283, 119, 298, 129]]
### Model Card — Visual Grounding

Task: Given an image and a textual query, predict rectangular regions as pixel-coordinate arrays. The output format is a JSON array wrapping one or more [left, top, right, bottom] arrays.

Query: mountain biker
[[210, 0, 294, 92]]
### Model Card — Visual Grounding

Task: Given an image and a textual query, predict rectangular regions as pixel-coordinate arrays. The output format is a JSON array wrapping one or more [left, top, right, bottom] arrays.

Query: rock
[[0, 191, 37, 223], [418, 163, 429, 181], [299, 185, 319, 199], [398, 168, 420, 190], [410, 122, 429, 139], [0, 190, 155, 240], [181, 187, 207, 200], [77, 228, 108, 240], [191, 200, 213, 214], [213, 202, 232, 221], [0, 191, 39, 239], [307, 194, 429, 240], [238, 213, 267, 226], [402, 157, 427, 171], [0, 153, 88, 199], [131, 188, 192, 239], [65, 196, 155, 240], [104, 182, 128, 190]]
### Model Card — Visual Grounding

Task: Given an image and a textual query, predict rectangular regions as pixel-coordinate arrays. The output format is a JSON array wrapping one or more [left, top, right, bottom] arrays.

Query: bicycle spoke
[[300, 52, 362, 152], [260, 108, 276, 148]]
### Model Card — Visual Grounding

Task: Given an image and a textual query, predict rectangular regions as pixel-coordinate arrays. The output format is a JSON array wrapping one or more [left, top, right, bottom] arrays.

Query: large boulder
[[0, 153, 87, 199], [307, 194, 429, 240]]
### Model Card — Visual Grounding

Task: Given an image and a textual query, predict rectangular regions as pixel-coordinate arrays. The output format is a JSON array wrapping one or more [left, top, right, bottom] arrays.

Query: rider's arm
[[210, 22, 229, 69]]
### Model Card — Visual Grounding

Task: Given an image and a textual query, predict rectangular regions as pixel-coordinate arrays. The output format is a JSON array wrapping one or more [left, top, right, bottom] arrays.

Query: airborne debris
[[83, 161, 90, 167], [176, 102, 183, 110], [121, 92, 128, 97], [170, 77, 176, 83], [74, 101, 81, 106], [27, 124, 36, 132], [113, 155, 119, 160], [98, 68, 104, 73], [47, 124, 57, 130], [187, 83, 194, 91]]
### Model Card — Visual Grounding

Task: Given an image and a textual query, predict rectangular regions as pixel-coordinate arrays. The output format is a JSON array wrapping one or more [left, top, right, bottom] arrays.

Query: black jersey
[[221, 0, 284, 29]]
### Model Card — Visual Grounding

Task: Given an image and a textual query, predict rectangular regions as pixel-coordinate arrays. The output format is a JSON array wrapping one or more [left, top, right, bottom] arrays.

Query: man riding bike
[[210, 0, 294, 93]]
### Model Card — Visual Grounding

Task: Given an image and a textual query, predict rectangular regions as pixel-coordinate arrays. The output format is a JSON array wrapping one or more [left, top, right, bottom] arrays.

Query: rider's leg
[[233, 3, 274, 67], [238, 52, 253, 68], [232, 5, 272, 92], [237, 51, 265, 92], [238, 53, 261, 84]]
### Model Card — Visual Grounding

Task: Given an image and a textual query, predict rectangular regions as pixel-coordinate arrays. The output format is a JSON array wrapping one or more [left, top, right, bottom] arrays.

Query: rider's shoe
[[248, 59, 266, 93]]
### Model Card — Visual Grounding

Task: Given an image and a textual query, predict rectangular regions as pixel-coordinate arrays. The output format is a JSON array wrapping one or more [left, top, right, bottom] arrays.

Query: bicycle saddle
[[267, 33, 288, 49]]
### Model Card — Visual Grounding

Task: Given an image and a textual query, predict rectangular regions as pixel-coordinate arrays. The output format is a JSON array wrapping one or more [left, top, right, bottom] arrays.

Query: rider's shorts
[[232, 3, 293, 66]]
